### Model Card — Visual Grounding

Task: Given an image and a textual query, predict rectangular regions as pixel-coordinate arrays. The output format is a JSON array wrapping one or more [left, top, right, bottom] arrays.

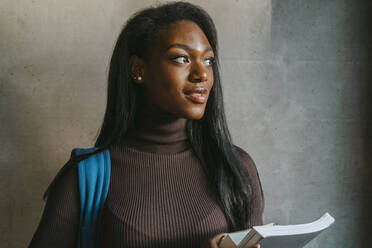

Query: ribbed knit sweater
[[28, 110, 263, 248]]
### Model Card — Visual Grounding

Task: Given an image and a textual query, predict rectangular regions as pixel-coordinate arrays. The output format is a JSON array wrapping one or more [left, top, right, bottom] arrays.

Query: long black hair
[[44, 1, 263, 232]]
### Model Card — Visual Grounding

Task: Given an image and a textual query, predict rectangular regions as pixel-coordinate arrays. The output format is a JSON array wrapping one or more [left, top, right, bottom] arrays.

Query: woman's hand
[[200, 232, 226, 248], [200, 233, 260, 248]]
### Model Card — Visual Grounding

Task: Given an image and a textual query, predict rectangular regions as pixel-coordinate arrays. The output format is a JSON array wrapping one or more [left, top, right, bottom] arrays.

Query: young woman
[[28, 1, 264, 248]]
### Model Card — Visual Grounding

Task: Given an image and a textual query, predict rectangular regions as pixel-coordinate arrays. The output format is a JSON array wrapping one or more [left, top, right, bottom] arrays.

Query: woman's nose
[[188, 62, 208, 82]]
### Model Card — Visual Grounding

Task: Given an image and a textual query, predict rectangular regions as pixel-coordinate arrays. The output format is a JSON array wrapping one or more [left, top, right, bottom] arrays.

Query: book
[[218, 212, 335, 248]]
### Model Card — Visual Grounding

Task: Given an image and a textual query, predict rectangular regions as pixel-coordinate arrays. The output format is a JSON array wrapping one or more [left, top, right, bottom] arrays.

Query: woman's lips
[[184, 92, 208, 104]]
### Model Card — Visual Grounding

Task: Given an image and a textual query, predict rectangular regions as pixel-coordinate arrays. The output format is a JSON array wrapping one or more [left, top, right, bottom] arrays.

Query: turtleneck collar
[[121, 109, 191, 154]]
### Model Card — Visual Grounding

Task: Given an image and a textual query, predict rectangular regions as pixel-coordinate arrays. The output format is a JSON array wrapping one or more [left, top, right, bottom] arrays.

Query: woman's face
[[133, 20, 215, 120]]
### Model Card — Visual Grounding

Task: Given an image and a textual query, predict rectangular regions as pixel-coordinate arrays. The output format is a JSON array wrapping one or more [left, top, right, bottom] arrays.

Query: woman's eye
[[170, 55, 215, 65], [205, 57, 215, 66], [172, 56, 189, 64]]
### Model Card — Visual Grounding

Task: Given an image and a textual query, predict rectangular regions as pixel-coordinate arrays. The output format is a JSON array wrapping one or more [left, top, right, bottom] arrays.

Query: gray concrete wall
[[228, 1, 372, 247], [0, 0, 370, 247]]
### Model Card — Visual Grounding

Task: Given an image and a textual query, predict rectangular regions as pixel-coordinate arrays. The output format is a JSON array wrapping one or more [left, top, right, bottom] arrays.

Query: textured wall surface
[[0, 0, 370, 247], [227, 1, 371, 247]]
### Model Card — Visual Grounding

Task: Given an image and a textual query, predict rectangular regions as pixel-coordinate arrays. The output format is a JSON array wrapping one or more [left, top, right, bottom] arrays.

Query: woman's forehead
[[153, 20, 212, 54]]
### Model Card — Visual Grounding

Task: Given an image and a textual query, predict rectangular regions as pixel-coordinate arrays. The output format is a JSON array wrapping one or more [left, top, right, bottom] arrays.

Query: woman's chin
[[182, 107, 206, 120]]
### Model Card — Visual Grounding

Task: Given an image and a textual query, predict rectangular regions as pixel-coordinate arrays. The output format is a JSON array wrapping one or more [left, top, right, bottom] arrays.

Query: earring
[[133, 75, 142, 81]]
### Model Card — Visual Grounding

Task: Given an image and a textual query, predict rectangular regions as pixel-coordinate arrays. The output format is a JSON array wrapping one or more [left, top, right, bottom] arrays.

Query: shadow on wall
[[358, 2, 372, 245], [270, 0, 372, 246]]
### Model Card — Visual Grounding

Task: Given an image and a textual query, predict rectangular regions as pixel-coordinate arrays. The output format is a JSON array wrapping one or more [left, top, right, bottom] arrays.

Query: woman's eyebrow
[[166, 43, 213, 53]]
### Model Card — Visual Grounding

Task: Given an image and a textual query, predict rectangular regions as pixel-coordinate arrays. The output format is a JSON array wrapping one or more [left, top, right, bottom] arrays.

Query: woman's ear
[[130, 55, 146, 84]]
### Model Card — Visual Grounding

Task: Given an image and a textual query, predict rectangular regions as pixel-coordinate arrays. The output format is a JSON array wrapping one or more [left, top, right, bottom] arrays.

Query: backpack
[[71, 147, 111, 248]]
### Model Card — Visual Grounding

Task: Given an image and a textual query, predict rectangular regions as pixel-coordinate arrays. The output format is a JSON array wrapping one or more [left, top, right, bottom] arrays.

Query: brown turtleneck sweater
[[28, 110, 263, 248]]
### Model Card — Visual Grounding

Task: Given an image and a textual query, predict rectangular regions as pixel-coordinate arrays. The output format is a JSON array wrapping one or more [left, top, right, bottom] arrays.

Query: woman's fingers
[[211, 232, 227, 248], [201, 232, 227, 248], [201, 233, 259, 248]]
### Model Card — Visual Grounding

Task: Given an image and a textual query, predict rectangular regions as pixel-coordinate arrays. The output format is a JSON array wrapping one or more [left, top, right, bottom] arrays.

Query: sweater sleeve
[[28, 160, 80, 248], [234, 145, 264, 227]]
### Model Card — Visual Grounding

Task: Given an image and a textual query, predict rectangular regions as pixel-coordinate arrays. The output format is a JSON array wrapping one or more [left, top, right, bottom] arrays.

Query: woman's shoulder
[[44, 155, 79, 200], [233, 144, 264, 224], [232, 144, 262, 193], [232, 144, 258, 175], [54, 158, 78, 184]]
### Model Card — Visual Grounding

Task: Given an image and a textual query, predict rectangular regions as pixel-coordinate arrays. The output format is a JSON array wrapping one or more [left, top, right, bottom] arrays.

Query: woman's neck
[[121, 109, 191, 154]]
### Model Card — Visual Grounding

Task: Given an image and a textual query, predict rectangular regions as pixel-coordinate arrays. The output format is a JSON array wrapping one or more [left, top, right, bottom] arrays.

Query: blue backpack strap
[[72, 147, 111, 248]]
